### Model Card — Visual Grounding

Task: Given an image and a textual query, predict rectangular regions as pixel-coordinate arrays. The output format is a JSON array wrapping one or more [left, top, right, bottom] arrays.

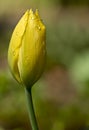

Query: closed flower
[[8, 9, 46, 87]]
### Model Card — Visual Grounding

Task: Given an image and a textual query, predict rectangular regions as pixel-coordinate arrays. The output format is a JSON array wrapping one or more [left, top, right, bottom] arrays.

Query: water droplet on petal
[[36, 26, 41, 30], [38, 26, 41, 30], [13, 51, 16, 56], [24, 17, 27, 22], [31, 17, 35, 20]]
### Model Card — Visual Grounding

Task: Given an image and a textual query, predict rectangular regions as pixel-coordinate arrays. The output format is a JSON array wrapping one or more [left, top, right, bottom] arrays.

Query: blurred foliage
[[60, 0, 89, 6], [47, 22, 89, 68], [0, 71, 30, 130], [0, 0, 89, 16]]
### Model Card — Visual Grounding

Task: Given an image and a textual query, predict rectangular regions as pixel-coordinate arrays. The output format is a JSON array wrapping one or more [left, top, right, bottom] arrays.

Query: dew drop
[[24, 17, 27, 21], [36, 26, 41, 30], [13, 51, 16, 56], [31, 17, 35, 20], [38, 26, 41, 30]]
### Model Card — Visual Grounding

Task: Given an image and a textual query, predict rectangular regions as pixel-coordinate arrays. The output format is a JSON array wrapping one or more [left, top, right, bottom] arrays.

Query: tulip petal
[[18, 10, 46, 87], [8, 10, 29, 83]]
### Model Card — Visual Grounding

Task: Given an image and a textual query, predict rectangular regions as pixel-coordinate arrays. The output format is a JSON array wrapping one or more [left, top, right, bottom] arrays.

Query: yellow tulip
[[8, 9, 46, 87]]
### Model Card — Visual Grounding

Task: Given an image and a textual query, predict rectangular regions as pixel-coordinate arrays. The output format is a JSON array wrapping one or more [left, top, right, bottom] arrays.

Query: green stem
[[25, 87, 39, 130]]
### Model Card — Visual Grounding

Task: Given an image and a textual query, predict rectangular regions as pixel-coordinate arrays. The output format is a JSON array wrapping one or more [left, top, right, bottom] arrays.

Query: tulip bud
[[8, 9, 46, 87]]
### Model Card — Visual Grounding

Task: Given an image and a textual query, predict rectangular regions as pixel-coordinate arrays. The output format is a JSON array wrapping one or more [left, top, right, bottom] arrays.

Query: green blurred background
[[0, 0, 89, 130]]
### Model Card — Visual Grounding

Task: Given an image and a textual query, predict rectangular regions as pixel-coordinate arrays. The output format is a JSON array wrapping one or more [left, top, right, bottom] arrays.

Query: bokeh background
[[0, 0, 89, 130]]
